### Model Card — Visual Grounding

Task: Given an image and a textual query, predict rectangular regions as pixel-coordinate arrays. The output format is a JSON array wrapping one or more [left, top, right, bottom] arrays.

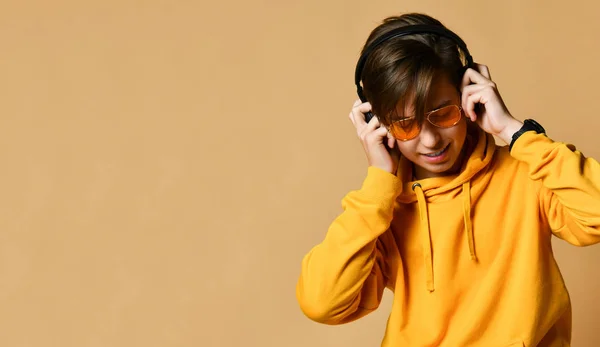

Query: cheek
[[445, 119, 468, 144], [395, 140, 419, 160]]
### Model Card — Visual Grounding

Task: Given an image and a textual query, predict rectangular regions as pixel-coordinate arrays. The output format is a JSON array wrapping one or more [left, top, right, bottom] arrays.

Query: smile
[[423, 144, 449, 158]]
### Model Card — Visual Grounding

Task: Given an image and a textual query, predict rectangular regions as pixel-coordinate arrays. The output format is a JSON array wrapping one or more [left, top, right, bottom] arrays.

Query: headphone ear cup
[[357, 86, 375, 123], [357, 86, 368, 103]]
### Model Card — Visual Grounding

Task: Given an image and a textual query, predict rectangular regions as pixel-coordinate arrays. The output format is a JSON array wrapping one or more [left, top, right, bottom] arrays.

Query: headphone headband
[[355, 24, 473, 102]]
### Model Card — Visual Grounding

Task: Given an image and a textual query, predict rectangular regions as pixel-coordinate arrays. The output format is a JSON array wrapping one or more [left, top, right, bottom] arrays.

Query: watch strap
[[509, 119, 545, 152]]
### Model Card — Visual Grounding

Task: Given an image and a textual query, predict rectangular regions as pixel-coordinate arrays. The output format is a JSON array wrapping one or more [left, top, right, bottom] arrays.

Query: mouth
[[422, 144, 449, 157], [421, 144, 450, 162]]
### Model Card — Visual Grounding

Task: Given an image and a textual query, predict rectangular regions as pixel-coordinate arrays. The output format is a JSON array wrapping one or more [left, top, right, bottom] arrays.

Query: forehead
[[393, 72, 459, 118]]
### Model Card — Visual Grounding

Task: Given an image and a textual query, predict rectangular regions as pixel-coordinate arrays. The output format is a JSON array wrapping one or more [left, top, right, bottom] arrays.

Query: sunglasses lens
[[429, 105, 462, 127], [388, 105, 462, 141], [389, 118, 419, 141]]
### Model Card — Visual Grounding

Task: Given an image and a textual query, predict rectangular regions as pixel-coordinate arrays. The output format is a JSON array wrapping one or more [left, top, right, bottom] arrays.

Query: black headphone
[[354, 24, 474, 123]]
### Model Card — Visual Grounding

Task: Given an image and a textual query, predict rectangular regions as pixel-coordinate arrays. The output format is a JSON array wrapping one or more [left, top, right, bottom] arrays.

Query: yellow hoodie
[[296, 126, 600, 346]]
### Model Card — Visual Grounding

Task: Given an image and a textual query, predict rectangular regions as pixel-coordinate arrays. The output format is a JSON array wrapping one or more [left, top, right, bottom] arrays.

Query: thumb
[[372, 126, 389, 144], [386, 130, 396, 148], [376, 126, 389, 136]]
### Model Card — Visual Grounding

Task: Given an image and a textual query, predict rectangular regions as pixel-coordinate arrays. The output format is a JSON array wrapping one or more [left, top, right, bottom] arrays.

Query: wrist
[[362, 166, 403, 200], [497, 118, 523, 145]]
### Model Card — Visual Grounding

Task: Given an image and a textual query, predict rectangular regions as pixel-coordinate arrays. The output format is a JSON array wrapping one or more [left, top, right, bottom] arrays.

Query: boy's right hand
[[349, 100, 400, 174]]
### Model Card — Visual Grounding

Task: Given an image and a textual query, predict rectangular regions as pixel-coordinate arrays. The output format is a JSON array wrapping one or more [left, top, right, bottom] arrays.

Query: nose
[[418, 121, 442, 148]]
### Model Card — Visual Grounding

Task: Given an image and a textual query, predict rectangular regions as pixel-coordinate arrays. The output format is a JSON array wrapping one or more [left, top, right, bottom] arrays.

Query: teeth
[[425, 147, 446, 157]]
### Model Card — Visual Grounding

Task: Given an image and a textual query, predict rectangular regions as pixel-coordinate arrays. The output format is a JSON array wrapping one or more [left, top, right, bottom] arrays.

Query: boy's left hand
[[460, 63, 523, 144]]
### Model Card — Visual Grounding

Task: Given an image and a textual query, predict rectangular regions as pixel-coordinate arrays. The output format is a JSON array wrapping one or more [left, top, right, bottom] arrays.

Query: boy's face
[[395, 73, 468, 179]]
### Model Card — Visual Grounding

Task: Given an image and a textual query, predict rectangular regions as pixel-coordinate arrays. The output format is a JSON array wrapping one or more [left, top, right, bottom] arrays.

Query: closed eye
[[395, 116, 416, 129]]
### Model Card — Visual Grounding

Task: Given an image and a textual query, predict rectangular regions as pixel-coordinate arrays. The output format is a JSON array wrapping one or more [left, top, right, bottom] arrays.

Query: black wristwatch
[[509, 119, 546, 152]]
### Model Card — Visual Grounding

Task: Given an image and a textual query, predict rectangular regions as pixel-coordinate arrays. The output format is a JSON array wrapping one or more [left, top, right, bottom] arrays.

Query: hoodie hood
[[395, 124, 497, 292]]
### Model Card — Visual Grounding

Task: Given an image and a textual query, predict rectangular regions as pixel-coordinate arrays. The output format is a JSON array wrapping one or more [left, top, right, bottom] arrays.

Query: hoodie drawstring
[[412, 183, 434, 292], [412, 181, 476, 293], [462, 181, 476, 261]]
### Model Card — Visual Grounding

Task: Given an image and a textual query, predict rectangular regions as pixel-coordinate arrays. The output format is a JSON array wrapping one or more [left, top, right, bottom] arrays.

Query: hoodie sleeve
[[296, 166, 402, 325], [510, 131, 600, 246]]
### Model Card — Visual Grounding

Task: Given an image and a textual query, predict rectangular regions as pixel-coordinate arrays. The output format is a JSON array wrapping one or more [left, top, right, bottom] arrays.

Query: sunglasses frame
[[388, 104, 463, 141]]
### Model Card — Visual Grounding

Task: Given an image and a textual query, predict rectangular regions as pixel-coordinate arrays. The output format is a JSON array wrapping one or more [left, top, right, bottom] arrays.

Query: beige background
[[0, 0, 599, 346]]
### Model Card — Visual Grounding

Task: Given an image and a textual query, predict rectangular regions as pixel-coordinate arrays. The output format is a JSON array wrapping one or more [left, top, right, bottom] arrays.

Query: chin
[[419, 160, 456, 174]]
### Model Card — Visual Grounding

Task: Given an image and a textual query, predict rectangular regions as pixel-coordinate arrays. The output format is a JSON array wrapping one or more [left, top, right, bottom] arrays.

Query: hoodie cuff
[[509, 131, 556, 163], [359, 166, 403, 202]]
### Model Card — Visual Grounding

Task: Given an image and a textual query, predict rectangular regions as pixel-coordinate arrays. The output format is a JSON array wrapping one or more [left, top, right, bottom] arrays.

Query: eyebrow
[[395, 99, 454, 119], [430, 99, 453, 111]]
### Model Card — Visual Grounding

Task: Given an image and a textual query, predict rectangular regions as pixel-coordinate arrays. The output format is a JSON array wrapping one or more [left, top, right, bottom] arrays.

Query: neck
[[413, 138, 471, 180], [412, 160, 462, 180]]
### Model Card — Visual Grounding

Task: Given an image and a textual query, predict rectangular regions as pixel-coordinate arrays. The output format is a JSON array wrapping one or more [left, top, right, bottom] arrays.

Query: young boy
[[296, 13, 600, 347]]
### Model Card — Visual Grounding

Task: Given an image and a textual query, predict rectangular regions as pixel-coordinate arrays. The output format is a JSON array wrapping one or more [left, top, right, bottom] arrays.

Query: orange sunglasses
[[388, 104, 463, 141]]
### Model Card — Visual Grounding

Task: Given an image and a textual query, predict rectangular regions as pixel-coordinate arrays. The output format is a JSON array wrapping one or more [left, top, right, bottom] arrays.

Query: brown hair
[[360, 13, 467, 126]]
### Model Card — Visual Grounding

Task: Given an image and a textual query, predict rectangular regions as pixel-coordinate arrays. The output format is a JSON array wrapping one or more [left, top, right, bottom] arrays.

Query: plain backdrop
[[0, 0, 599, 346]]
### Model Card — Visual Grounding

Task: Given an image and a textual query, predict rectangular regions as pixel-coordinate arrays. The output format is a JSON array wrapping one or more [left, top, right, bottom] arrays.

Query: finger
[[364, 114, 380, 132], [460, 67, 490, 92], [358, 114, 380, 138], [348, 107, 358, 126], [356, 101, 372, 115], [366, 126, 390, 146], [475, 63, 491, 80], [464, 91, 484, 121], [350, 107, 366, 128], [387, 131, 395, 148], [460, 84, 485, 118], [351, 102, 372, 127]]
